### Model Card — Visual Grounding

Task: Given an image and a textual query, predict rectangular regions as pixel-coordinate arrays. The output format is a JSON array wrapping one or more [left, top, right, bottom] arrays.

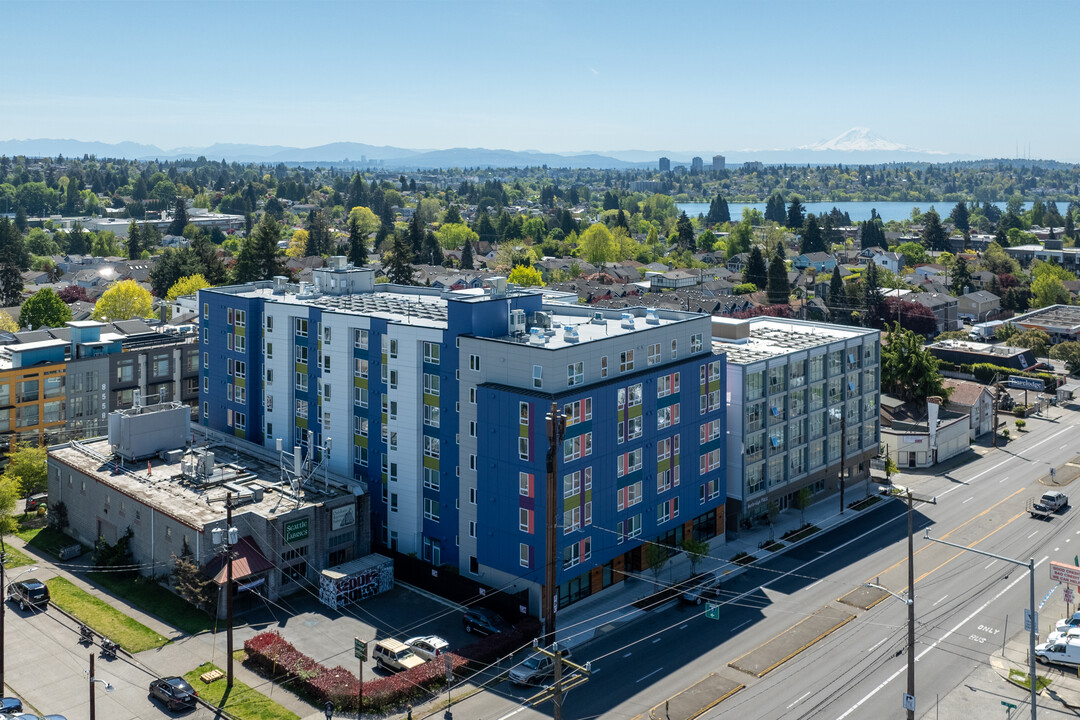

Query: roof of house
[[943, 378, 992, 408], [961, 290, 1000, 303]]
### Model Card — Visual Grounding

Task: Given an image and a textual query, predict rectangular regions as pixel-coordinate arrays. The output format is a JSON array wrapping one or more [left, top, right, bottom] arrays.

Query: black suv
[[149, 676, 198, 711], [8, 579, 49, 612], [462, 607, 510, 635]]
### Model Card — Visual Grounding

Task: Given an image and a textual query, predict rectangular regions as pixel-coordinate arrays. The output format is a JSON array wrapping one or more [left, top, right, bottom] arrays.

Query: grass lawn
[[45, 577, 169, 652], [87, 572, 215, 636], [16, 525, 79, 559], [1009, 668, 1052, 692], [184, 663, 300, 720], [2, 544, 36, 569]]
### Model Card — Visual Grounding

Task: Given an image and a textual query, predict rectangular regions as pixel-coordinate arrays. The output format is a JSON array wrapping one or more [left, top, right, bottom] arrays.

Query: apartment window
[[295, 373, 308, 392], [532, 364, 543, 389], [657, 497, 679, 523], [563, 398, 592, 425], [389, 339, 398, 358], [657, 372, 680, 398], [520, 544, 530, 568], [657, 403, 680, 430], [203, 352, 208, 369], [647, 343, 660, 366], [203, 402, 208, 418], [355, 358, 368, 378], [203, 303, 209, 320], [617, 481, 643, 511], [567, 361, 584, 387], [617, 448, 643, 476], [690, 333, 703, 353], [234, 361, 246, 380], [657, 435, 680, 461], [265, 315, 273, 332], [563, 432, 592, 462], [518, 436, 529, 461], [423, 436, 440, 459], [519, 508, 533, 533], [202, 377, 209, 393], [295, 345, 308, 365], [423, 498, 440, 522], [790, 447, 806, 476], [354, 329, 369, 349], [828, 350, 842, 375], [423, 467, 439, 490], [626, 414, 643, 440], [423, 373, 440, 396], [266, 342, 273, 359], [563, 506, 581, 534], [390, 493, 399, 512], [234, 334, 246, 354], [745, 370, 764, 401], [700, 419, 722, 444], [619, 349, 634, 373], [389, 369, 398, 389], [469, 354, 480, 371], [295, 318, 308, 337], [355, 416, 369, 437], [469, 387, 476, 404], [234, 412, 246, 431], [354, 386, 368, 407], [600, 356, 608, 378], [468, 420, 476, 437], [295, 399, 308, 419], [769, 425, 785, 451], [322, 324, 330, 343], [700, 478, 721, 503], [618, 514, 642, 542], [809, 355, 824, 382], [563, 470, 581, 498], [234, 386, 246, 403], [517, 472, 534, 498], [423, 404, 440, 428], [470, 487, 477, 504], [627, 383, 643, 407], [469, 521, 477, 539], [699, 448, 722, 474], [322, 355, 331, 372], [115, 363, 133, 384], [424, 342, 440, 365]]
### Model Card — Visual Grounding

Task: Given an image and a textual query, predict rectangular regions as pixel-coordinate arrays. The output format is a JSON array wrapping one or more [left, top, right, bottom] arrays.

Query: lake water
[[676, 200, 1040, 225]]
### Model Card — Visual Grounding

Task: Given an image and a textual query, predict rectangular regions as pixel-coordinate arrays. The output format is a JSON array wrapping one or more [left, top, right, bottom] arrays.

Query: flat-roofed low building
[[927, 338, 1038, 371], [1010, 304, 1080, 344]]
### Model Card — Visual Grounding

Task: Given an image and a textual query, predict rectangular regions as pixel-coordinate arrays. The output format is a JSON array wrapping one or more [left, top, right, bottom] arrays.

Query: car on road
[[148, 676, 198, 712], [0, 700, 22, 713], [7, 579, 49, 612], [404, 635, 449, 661], [509, 647, 572, 686], [372, 639, 426, 672], [24, 494, 47, 513], [1054, 612, 1080, 632], [1046, 627, 1080, 644], [680, 574, 723, 605], [462, 607, 510, 636]]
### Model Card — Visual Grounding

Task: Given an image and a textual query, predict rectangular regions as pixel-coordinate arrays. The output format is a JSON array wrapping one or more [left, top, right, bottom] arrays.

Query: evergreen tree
[[421, 230, 443, 267], [126, 220, 141, 260], [68, 223, 88, 255], [745, 245, 768, 289], [1065, 212, 1075, 242], [950, 201, 970, 234], [168, 196, 188, 236], [921, 209, 948, 251], [306, 209, 331, 257], [408, 212, 424, 260], [232, 214, 284, 283], [800, 215, 824, 254], [192, 234, 228, 285], [347, 216, 369, 267], [786, 198, 805, 229], [384, 232, 416, 285], [460, 239, 474, 270], [14, 206, 27, 234], [863, 260, 885, 327], [444, 204, 462, 224], [950, 254, 972, 296], [0, 218, 26, 306], [860, 218, 886, 249], [675, 211, 695, 252], [705, 193, 730, 225], [348, 173, 368, 210], [766, 250, 790, 305], [764, 194, 785, 224], [475, 212, 496, 243], [827, 265, 846, 320]]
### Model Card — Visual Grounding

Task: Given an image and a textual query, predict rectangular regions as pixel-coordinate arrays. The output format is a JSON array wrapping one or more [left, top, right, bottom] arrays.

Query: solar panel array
[[312, 293, 448, 323]]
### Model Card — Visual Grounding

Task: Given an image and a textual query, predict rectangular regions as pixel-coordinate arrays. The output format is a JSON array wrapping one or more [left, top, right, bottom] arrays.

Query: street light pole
[[87, 651, 113, 720], [925, 532, 1038, 719], [226, 493, 235, 689]]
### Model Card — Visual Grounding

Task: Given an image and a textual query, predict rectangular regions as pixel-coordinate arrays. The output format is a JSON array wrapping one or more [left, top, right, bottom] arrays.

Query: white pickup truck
[[1028, 491, 1069, 519]]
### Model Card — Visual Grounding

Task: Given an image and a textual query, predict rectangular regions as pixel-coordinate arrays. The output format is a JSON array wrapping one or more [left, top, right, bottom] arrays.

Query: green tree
[[863, 260, 885, 326], [460, 240, 474, 270], [578, 223, 617, 268], [166, 274, 210, 302], [126, 220, 141, 260], [507, 264, 545, 287], [435, 222, 479, 251], [881, 322, 949, 402], [306, 209, 332, 257], [766, 250, 789, 305], [171, 550, 213, 614], [950, 201, 970, 234], [895, 241, 928, 269], [0, 218, 26, 306], [383, 232, 416, 285], [950, 254, 972, 296], [706, 193, 730, 225], [20, 288, 72, 329], [726, 219, 752, 259], [1050, 341, 1080, 375], [347, 217, 369, 267], [1012, 329, 1052, 359], [827, 265, 846, 320], [645, 542, 669, 589], [745, 245, 768, 289], [232, 214, 284, 283], [420, 230, 442, 266], [167, 196, 188, 236], [92, 280, 154, 321], [764, 194, 786, 224], [793, 487, 813, 525], [800, 215, 825, 254], [2, 444, 47, 498], [786, 197, 805, 229], [443, 204, 463, 224], [675, 211, 695, 252], [67, 223, 88, 255], [680, 537, 709, 576], [921, 209, 948, 251]]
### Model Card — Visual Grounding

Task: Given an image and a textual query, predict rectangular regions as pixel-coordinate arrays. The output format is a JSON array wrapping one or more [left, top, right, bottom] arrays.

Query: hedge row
[[244, 631, 467, 714], [961, 363, 1057, 391]]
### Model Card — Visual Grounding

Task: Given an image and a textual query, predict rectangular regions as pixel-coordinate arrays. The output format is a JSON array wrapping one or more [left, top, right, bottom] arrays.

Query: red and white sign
[[1050, 561, 1080, 585]]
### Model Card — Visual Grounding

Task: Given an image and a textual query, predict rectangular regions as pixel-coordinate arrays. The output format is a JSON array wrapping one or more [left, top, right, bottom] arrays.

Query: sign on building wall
[[331, 504, 355, 531], [284, 517, 310, 543]]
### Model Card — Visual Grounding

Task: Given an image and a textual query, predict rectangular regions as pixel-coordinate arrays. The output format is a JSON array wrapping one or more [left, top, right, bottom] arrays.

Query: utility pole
[[527, 645, 591, 719], [89, 651, 95, 720], [839, 417, 846, 514], [212, 493, 239, 689], [544, 402, 566, 720], [925, 532, 1037, 719], [992, 373, 1001, 448], [0, 544, 6, 695]]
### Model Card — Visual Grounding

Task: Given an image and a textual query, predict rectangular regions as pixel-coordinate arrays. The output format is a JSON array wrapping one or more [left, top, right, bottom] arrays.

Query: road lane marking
[[787, 690, 812, 708], [959, 427, 1071, 484], [1056, 547, 1060, 552], [652, 637, 662, 643], [963, 497, 974, 504], [497, 707, 528, 720], [679, 624, 688, 630], [637, 667, 663, 683], [836, 557, 1048, 720], [933, 595, 949, 606], [867, 638, 887, 653], [623, 652, 633, 658], [911, 511, 1027, 588], [1028, 531, 1040, 539], [731, 619, 752, 631], [808, 579, 824, 589], [985, 560, 997, 569]]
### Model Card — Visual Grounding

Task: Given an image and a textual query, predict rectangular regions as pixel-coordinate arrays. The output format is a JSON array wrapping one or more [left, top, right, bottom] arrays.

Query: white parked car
[[404, 635, 449, 661]]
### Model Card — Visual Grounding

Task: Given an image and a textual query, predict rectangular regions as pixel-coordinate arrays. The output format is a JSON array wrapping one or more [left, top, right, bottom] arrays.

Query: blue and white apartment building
[[199, 258, 727, 613]]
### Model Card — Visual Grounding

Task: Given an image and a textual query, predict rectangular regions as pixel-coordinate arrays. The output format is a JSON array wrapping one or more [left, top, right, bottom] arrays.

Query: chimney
[[927, 397, 941, 452]]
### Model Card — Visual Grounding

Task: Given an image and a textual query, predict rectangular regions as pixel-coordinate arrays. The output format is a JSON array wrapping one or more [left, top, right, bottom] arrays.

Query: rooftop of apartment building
[[710, 316, 878, 365], [49, 405, 350, 529], [209, 258, 703, 347], [1012, 304, 1080, 332], [0, 319, 195, 370]]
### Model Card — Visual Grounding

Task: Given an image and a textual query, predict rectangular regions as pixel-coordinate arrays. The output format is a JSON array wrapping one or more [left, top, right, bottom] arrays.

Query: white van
[[1035, 637, 1080, 666], [372, 639, 426, 672]]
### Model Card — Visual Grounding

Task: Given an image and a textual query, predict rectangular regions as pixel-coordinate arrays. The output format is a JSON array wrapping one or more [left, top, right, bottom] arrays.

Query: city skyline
[[4, 0, 1080, 161]]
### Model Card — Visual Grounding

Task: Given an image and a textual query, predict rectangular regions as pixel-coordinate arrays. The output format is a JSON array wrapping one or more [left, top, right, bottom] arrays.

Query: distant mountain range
[[0, 129, 975, 168]]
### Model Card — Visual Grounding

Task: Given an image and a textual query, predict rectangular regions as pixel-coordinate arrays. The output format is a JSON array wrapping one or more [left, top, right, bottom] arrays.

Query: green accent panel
[[234, 377, 245, 389], [296, 417, 307, 430], [234, 428, 245, 440], [423, 392, 439, 405], [564, 495, 580, 511], [353, 434, 367, 448], [295, 362, 307, 374], [423, 455, 439, 471], [520, 422, 528, 438], [628, 404, 642, 419], [709, 380, 721, 392], [354, 377, 367, 389], [658, 458, 670, 474], [617, 409, 625, 423], [582, 489, 592, 504], [235, 325, 245, 337]]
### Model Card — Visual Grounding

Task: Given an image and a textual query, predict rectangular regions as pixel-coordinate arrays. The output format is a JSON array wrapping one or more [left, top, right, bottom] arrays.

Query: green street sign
[[284, 517, 310, 543], [354, 637, 367, 661], [1001, 701, 1017, 710], [705, 602, 720, 620]]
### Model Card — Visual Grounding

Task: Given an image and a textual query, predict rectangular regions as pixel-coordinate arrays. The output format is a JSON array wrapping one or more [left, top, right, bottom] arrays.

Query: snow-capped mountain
[[799, 127, 937, 154]]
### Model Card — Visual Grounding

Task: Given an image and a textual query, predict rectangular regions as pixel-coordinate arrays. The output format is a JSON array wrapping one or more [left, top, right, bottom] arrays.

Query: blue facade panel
[[199, 290, 263, 444]]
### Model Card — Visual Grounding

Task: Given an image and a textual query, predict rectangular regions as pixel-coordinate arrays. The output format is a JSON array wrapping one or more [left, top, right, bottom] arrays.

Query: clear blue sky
[[5, 0, 1078, 159]]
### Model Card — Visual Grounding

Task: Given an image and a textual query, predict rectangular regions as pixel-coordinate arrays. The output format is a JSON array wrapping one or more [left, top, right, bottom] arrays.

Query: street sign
[[705, 602, 720, 620], [902, 693, 915, 711], [1065, 587, 1074, 604], [1001, 700, 1017, 710], [444, 653, 454, 682], [1025, 609, 1038, 632], [1050, 561, 1080, 585], [1010, 376, 1043, 391], [354, 637, 367, 661]]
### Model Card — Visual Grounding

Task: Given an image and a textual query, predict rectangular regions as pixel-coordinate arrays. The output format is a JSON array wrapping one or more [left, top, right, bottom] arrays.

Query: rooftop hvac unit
[[645, 308, 660, 325], [621, 312, 635, 329], [509, 309, 526, 335], [564, 326, 580, 343], [591, 311, 605, 325], [529, 327, 546, 345]]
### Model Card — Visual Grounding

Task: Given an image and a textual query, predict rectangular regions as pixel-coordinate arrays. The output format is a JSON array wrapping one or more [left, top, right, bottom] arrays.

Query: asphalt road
[[452, 408, 1080, 720]]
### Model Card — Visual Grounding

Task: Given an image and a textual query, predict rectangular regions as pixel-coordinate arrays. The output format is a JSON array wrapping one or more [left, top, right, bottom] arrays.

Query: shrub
[[1015, 419, 1027, 431]]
